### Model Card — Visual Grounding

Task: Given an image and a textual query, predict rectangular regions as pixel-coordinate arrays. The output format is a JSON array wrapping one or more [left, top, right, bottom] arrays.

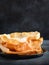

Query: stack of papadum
[[0, 31, 43, 55]]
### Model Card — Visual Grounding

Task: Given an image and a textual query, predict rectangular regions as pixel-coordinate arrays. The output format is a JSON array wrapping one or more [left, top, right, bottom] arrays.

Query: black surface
[[0, 40, 49, 65], [0, 0, 49, 39]]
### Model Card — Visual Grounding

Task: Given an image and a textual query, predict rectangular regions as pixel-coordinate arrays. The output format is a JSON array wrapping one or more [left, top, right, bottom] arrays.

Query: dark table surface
[[0, 40, 49, 65]]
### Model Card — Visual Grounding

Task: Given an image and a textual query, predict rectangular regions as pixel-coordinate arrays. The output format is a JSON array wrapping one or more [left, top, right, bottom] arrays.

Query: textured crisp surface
[[0, 40, 49, 65], [0, 31, 43, 55]]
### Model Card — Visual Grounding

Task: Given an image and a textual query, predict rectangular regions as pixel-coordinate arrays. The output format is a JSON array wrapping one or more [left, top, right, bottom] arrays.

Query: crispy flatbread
[[0, 31, 43, 55]]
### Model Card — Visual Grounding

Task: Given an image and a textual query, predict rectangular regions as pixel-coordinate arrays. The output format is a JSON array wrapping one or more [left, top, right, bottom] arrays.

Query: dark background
[[0, 0, 49, 39]]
